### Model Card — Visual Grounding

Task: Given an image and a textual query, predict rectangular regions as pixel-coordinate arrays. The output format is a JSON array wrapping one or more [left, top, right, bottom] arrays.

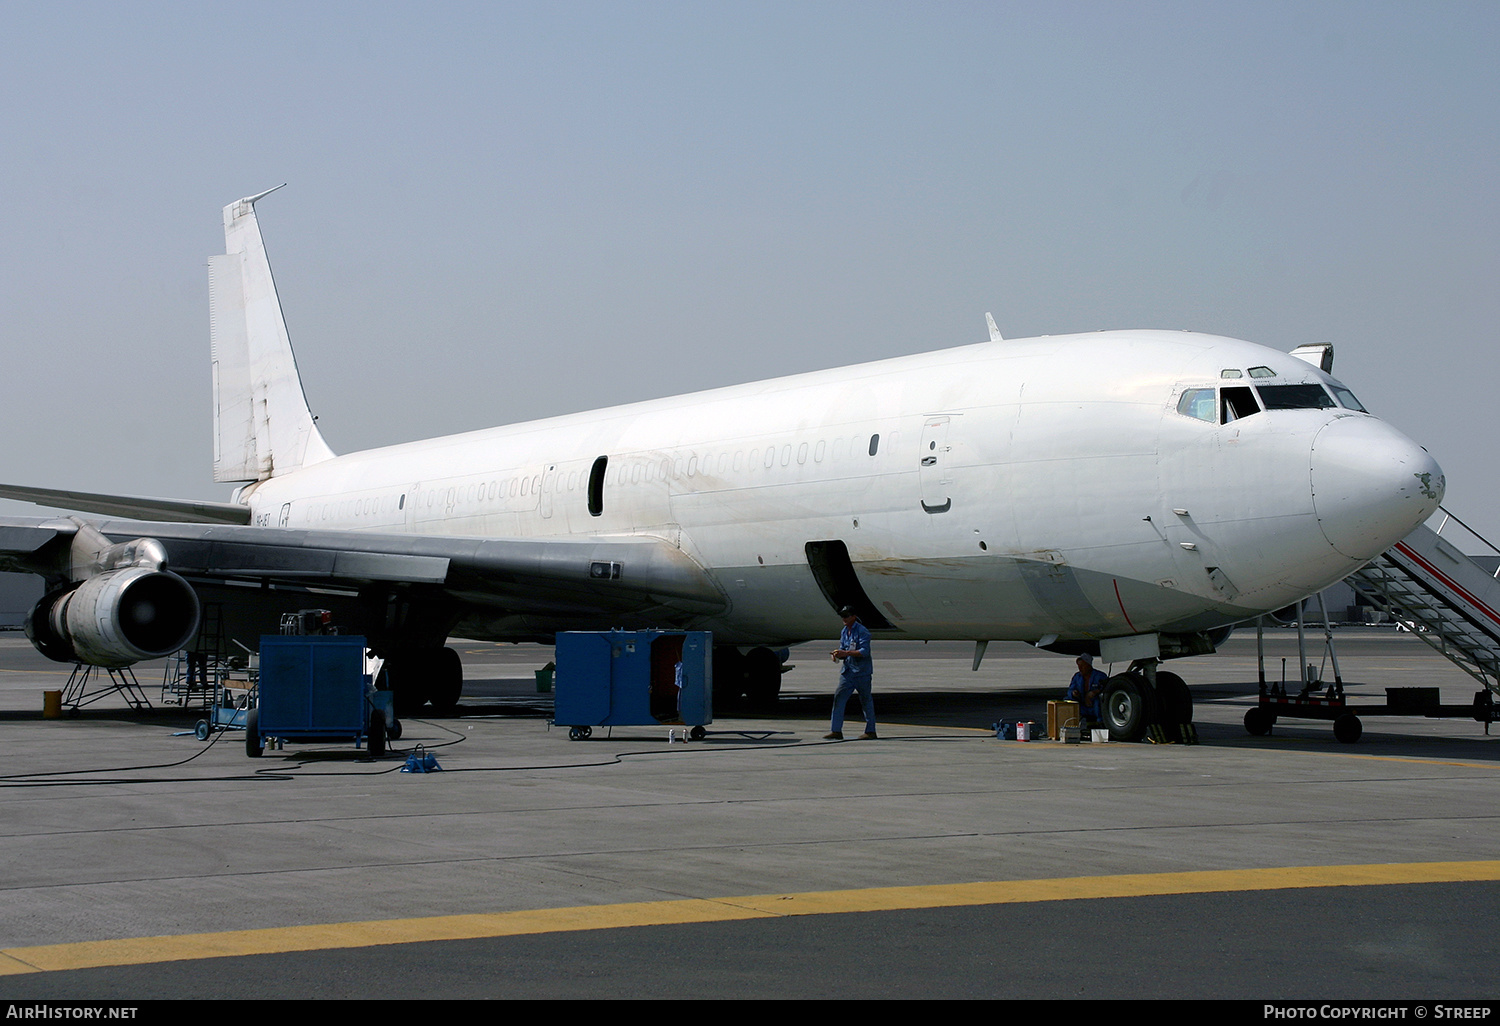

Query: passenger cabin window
[[588, 456, 607, 516], [1177, 388, 1216, 423], [868, 434, 880, 456], [1221, 386, 1261, 423], [1256, 384, 1335, 410]]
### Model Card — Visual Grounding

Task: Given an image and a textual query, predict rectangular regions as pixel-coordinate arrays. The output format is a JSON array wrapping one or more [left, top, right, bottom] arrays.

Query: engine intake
[[27, 567, 201, 667]]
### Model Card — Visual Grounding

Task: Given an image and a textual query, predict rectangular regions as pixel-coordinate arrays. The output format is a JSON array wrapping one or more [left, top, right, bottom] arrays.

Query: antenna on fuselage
[[985, 312, 1003, 343]]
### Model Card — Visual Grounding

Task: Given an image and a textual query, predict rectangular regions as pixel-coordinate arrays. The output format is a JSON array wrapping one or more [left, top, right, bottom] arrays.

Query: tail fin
[[208, 186, 335, 483]]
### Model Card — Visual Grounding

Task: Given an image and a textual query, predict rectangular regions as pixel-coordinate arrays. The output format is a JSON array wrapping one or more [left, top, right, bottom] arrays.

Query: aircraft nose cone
[[1310, 416, 1444, 560]]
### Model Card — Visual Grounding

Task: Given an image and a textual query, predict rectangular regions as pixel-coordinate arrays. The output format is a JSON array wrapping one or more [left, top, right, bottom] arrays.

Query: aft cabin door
[[919, 416, 953, 514]]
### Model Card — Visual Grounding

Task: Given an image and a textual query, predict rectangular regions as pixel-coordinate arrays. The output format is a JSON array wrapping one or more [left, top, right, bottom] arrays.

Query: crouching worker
[[1068, 653, 1109, 724]]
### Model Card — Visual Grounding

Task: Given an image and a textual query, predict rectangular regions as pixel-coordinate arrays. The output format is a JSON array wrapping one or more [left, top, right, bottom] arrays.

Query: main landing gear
[[712, 645, 787, 712], [376, 646, 464, 717], [1099, 659, 1197, 743]]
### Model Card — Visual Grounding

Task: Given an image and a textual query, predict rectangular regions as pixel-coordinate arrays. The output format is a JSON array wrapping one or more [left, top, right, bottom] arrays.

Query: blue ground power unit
[[553, 630, 712, 740]]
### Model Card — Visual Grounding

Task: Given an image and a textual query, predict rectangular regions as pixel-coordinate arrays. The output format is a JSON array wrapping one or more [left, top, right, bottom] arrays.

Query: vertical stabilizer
[[209, 187, 335, 483]]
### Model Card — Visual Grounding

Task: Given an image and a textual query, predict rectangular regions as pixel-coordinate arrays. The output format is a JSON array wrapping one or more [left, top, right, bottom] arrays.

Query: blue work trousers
[[831, 674, 875, 734]]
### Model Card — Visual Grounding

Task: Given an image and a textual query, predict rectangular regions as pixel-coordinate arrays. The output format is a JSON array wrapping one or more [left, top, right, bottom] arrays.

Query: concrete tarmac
[[0, 629, 1496, 1000]]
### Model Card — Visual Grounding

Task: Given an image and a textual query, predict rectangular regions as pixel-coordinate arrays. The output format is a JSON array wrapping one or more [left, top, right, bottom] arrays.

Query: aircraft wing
[[0, 483, 252, 524], [0, 515, 727, 623]]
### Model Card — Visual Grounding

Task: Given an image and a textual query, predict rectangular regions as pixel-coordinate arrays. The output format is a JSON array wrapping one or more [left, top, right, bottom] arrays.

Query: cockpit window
[[1220, 368, 1243, 379], [1248, 366, 1276, 379], [1177, 387, 1216, 422], [1330, 385, 1367, 412], [1221, 386, 1261, 423], [1257, 384, 1335, 410]]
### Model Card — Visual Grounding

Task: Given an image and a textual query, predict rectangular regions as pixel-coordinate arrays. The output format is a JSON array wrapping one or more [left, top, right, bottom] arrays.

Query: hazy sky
[[2, 2, 1497, 544]]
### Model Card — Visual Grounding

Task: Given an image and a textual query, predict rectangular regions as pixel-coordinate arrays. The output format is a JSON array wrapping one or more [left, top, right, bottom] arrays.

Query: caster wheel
[[1244, 706, 1275, 736]]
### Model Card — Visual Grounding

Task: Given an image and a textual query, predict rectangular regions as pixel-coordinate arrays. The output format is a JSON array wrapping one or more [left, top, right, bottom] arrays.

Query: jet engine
[[26, 566, 200, 667]]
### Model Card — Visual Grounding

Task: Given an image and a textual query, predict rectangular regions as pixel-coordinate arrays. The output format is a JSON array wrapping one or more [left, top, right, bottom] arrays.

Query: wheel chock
[[401, 745, 443, 773]]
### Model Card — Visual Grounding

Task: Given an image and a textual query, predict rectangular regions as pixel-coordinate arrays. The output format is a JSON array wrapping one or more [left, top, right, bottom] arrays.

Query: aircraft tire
[[744, 647, 782, 708], [1155, 671, 1193, 725], [429, 647, 463, 715], [713, 646, 748, 712], [245, 708, 263, 757], [1103, 673, 1153, 742], [387, 655, 429, 716], [368, 709, 387, 757], [1333, 712, 1362, 744], [1244, 706, 1274, 736]]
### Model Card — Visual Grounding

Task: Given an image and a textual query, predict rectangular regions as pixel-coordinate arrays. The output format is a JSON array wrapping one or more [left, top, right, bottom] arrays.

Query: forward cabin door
[[919, 415, 953, 514]]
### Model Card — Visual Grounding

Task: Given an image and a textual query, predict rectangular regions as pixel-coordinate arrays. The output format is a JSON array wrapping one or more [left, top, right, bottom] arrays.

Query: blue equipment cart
[[247, 635, 392, 757], [553, 630, 712, 740]]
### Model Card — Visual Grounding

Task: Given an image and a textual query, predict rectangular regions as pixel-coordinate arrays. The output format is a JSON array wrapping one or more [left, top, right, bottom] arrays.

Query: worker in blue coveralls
[[825, 605, 876, 740], [1067, 653, 1109, 723]]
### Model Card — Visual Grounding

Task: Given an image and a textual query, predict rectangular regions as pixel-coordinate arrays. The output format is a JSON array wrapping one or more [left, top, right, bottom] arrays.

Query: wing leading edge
[[0, 515, 726, 625]]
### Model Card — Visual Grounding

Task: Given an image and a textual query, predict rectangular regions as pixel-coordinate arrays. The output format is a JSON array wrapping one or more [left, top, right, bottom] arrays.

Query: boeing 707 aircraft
[[0, 189, 1445, 740]]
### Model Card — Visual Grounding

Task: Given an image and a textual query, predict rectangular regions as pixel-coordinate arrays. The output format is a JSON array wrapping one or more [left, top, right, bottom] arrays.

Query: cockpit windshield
[[1176, 380, 1367, 424], [1255, 384, 1335, 410], [1177, 388, 1216, 422], [1329, 385, 1367, 412]]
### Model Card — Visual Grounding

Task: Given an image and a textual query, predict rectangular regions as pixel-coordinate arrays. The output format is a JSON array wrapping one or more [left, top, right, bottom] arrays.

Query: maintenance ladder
[[1348, 507, 1500, 696]]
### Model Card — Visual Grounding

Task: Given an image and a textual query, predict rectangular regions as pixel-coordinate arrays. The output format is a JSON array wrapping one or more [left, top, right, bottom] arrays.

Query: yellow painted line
[[0, 899, 773, 976], [3, 860, 1498, 975]]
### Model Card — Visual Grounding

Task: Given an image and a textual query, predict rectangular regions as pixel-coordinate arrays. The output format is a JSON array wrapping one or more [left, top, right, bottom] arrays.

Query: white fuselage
[[238, 329, 1443, 647]]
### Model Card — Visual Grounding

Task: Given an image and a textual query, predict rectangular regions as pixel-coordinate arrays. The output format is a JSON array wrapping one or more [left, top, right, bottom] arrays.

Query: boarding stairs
[[1347, 508, 1500, 696]]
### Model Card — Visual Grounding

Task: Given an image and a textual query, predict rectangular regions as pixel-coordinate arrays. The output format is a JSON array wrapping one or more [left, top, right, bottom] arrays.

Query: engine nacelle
[[26, 567, 201, 667]]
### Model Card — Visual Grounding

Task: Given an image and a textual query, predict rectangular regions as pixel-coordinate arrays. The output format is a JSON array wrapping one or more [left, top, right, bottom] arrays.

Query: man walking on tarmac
[[825, 605, 876, 740]]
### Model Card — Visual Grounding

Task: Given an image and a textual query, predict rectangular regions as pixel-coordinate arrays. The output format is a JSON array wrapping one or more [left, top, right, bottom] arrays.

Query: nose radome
[[1310, 416, 1445, 560]]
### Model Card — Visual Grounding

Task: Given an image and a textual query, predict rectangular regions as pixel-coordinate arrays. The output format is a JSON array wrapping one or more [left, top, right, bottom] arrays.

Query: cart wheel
[[690, 726, 706, 741], [1333, 713, 1362, 744], [1244, 707, 1274, 736], [194, 720, 210, 741], [369, 709, 387, 757], [245, 708, 263, 758], [388, 718, 403, 741]]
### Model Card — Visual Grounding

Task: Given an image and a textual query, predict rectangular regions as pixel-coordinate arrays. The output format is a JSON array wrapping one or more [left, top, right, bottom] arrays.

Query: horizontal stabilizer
[[0, 484, 251, 525]]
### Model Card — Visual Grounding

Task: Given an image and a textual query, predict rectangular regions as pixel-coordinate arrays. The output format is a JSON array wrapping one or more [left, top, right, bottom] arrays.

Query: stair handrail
[[1431, 506, 1500, 579]]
